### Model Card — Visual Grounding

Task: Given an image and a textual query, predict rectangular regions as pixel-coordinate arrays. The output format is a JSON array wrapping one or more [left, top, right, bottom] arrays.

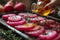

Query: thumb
[[44, 0, 56, 8]]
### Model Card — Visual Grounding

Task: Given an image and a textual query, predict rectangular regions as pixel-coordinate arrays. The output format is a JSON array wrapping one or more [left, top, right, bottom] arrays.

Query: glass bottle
[[32, 0, 51, 16]]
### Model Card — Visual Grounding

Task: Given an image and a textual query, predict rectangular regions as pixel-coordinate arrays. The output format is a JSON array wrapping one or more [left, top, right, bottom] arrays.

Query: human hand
[[44, 0, 60, 8]]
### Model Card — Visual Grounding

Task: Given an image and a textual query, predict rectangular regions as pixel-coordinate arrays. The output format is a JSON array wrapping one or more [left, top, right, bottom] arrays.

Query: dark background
[[0, 0, 37, 5]]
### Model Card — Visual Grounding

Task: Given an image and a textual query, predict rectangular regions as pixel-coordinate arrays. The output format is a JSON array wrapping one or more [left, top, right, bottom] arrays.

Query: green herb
[[0, 28, 22, 40]]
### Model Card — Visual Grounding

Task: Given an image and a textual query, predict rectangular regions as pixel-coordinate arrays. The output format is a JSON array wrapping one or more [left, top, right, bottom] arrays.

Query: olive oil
[[32, 0, 51, 16]]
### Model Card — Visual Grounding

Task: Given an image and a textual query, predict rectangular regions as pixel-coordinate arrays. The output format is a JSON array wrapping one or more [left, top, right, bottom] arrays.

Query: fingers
[[44, 0, 56, 8]]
